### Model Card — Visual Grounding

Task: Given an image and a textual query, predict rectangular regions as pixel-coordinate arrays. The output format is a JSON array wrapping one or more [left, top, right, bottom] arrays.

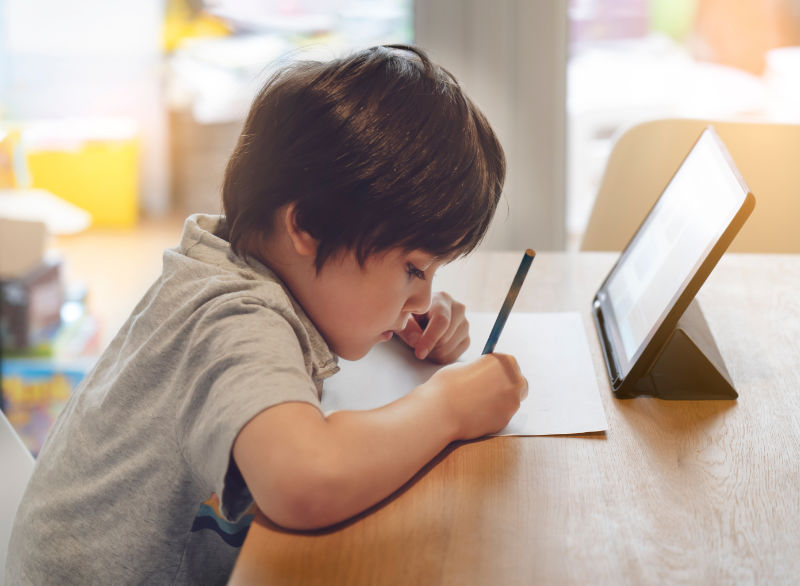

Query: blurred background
[[1, 0, 799, 453]]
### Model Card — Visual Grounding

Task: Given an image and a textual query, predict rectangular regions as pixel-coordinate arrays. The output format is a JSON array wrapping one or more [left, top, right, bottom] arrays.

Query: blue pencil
[[482, 249, 536, 354]]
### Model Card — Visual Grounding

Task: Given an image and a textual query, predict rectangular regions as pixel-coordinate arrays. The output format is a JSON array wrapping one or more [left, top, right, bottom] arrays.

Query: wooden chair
[[580, 118, 800, 253], [0, 410, 34, 579]]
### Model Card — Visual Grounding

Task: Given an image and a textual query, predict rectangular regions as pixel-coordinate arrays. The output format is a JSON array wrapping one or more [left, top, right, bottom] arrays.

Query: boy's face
[[299, 247, 445, 360]]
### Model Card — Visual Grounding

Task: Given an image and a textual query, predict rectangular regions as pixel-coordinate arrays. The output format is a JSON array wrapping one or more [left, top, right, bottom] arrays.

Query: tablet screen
[[597, 128, 750, 377]]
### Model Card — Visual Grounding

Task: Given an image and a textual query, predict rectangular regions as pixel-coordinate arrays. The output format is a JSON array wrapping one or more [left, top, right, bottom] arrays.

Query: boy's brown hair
[[219, 44, 505, 270]]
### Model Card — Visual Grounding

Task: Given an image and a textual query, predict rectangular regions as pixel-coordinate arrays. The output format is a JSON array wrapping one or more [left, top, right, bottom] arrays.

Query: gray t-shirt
[[6, 214, 339, 585]]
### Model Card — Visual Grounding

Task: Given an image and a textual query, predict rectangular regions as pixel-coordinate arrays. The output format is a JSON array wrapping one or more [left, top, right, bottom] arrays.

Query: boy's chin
[[335, 344, 372, 362], [333, 331, 394, 362], [335, 332, 394, 361]]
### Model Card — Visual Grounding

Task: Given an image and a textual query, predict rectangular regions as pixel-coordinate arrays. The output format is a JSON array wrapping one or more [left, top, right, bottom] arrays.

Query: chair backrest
[[580, 118, 800, 253], [0, 410, 34, 582]]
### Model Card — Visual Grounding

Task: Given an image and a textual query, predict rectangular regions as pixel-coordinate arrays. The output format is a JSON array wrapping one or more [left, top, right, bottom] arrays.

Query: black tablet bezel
[[591, 126, 755, 398]]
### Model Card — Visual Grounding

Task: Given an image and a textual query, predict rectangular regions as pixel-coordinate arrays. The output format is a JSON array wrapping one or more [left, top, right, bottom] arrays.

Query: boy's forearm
[[325, 385, 457, 511], [269, 384, 459, 530]]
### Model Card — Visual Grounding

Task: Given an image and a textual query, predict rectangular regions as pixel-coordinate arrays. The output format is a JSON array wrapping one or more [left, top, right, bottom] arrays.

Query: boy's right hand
[[421, 353, 528, 441]]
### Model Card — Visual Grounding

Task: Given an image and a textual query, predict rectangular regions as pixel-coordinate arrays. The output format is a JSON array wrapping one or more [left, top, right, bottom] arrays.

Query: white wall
[[0, 0, 169, 216], [414, 0, 568, 250]]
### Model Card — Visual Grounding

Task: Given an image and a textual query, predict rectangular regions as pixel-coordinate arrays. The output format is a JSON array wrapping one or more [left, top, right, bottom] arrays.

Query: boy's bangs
[[352, 179, 497, 265]]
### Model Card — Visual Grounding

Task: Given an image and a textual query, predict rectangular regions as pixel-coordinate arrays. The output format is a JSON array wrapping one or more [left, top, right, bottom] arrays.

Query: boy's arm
[[233, 353, 526, 530]]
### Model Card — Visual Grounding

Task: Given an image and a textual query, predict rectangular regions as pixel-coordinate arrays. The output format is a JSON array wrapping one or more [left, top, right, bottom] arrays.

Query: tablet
[[592, 126, 755, 397]]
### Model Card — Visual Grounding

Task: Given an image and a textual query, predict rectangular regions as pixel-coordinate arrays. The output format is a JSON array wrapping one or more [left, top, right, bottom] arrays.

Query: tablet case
[[629, 299, 736, 400]]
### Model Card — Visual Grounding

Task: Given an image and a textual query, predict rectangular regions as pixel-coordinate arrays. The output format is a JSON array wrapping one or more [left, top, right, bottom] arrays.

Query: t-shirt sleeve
[[176, 296, 322, 521]]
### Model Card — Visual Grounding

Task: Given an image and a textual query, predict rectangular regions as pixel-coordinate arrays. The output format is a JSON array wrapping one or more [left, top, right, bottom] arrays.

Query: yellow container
[[0, 128, 22, 188], [25, 120, 139, 228]]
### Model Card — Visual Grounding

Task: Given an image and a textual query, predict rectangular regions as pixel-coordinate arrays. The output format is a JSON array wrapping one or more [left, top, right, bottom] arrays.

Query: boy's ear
[[284, 203, 318, 257]]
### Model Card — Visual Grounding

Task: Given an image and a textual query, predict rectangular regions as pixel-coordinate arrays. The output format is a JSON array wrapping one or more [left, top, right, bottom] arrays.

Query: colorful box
[[1, 359, 91, 455]]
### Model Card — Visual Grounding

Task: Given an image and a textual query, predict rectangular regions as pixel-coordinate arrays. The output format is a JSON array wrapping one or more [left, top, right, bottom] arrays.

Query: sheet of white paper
[[321, 312, 607, 436]]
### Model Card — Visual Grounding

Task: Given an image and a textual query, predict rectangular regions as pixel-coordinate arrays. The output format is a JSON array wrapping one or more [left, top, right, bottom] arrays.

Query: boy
[[7, 45, 527, 584]]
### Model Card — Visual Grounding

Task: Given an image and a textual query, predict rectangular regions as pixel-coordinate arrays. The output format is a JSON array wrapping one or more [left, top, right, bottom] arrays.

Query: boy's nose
[[404, 280, 432, 315]]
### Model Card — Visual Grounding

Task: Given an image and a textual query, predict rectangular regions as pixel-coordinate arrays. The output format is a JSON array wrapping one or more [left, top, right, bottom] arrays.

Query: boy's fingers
[[428, 320, 469, 362], [427, 333, 471, 365], [397, 292, 467, 361], [426, 296, 469, 362], [416, 307, 451, 360], [437, 316, 468, 349], [394, 317, 424, 348]]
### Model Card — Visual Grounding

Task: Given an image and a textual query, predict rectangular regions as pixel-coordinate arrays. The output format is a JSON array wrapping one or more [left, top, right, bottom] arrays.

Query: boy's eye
[[406, 263, 426, 280]]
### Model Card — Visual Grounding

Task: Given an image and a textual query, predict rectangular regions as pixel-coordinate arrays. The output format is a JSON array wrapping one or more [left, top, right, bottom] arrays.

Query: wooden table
[[229, 251, 800, 585]]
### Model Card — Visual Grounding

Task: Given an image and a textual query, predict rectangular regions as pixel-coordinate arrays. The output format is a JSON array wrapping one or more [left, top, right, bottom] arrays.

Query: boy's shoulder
[[162, 214, 336, 376], [173, 214, 289, 299], [163, 215, 290, 312]]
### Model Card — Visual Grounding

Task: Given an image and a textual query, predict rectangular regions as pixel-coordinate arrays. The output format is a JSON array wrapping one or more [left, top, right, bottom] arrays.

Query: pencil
[[482, 248, 536, 355]]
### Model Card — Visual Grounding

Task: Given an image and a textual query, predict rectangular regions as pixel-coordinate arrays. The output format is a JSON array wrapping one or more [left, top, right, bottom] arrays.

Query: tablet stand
[[633, 299, 737, 400]]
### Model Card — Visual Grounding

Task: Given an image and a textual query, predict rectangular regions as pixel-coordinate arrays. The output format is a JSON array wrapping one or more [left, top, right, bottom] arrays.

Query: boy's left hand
[[395, 291, 469, 364]]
